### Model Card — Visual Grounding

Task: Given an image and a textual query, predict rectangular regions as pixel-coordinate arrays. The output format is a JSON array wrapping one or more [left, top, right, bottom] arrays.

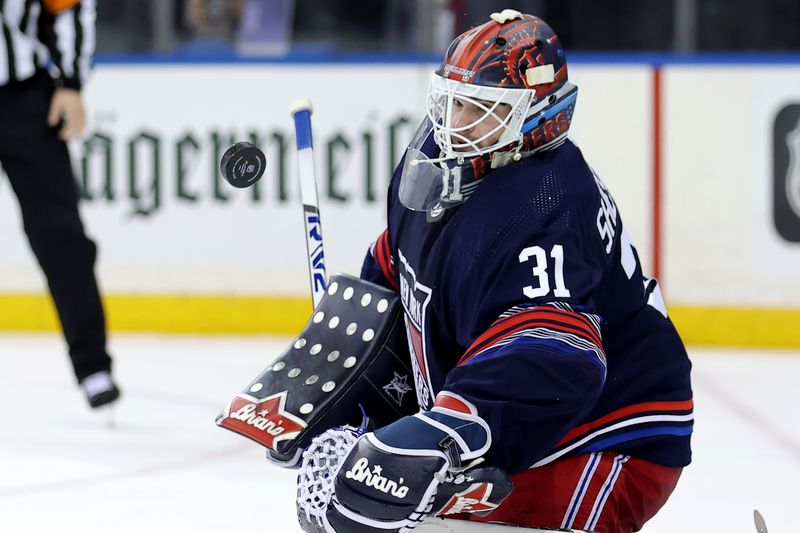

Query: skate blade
[[97, 403, 117, 429]]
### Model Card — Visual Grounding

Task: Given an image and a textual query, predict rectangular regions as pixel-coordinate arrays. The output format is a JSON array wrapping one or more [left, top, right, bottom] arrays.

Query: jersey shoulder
[[447, 140, 601, 263]]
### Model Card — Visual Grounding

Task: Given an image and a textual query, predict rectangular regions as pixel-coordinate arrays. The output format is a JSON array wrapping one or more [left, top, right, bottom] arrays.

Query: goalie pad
[[216, 274, 418, 463]]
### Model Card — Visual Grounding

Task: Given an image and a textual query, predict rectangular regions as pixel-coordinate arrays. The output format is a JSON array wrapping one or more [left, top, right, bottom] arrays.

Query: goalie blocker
[[216, 274, 419, 464]]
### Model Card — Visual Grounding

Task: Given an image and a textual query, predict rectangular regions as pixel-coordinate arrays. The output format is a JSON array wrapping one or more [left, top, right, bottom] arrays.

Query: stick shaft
[[291, 100, 327, 309]]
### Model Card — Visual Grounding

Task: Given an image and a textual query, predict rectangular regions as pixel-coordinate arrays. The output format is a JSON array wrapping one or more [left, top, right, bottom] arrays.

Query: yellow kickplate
[[1, 294, 799, 348], [669, 305, 800, 348], [0, 293, 311, 335]]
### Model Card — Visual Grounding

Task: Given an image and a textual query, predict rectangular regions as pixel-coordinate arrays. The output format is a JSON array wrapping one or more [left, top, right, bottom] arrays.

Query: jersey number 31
[[518, 244, 571, 299]]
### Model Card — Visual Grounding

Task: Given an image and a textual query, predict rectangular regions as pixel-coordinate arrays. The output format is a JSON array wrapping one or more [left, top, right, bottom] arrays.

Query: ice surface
[[0, 334, 797, 532]]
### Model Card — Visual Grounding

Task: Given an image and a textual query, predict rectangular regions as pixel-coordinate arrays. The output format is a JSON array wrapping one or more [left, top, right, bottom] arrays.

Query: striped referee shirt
[[0, 0, 95, 88]]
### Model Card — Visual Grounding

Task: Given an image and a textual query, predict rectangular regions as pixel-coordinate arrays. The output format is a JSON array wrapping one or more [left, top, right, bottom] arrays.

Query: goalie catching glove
[[298, 394, 509, 533]]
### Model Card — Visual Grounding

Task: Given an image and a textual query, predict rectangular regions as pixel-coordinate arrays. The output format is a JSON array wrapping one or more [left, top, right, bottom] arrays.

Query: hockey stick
[[290, 98, 328, 309], [754, 510, 768, 532]]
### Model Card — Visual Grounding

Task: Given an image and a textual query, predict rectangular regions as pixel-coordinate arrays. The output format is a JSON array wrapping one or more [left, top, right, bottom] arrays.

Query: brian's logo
[[397, 249, 434, 410], [774, 104, 800, 242], [345, 457, 410, 499], [217, 390, 306, 451]]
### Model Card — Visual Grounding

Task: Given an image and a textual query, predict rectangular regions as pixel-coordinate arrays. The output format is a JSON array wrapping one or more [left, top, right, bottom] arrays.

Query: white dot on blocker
[[294, 338, 307, 349], [346, 322, 358, 335], [343, 356, 357, 368], [272, 362, 285, 372], [362, 328, 375, 342], [249, 383, 263, 393], [377, 299, 389, 313], [322, 381, 336, 392], [328, 316, 340, 329], [328, 282, 339, 295], [313, 311, 325, 324], [343, 287, 354, 300], [305, 375, 318, 385], [288, 368, 301, 378], [361, 293, 372, 307], [327, 350, 340, 362], [300, 403, 314, 414], [310, 343, 322, 355]]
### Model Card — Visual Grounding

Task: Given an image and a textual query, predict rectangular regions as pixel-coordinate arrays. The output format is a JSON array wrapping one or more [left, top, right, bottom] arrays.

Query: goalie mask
[[399, 10, 578, 216]]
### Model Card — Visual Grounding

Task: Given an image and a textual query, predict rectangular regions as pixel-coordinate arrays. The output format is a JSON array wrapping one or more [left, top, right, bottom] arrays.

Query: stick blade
[[754, 509, 768, 533]]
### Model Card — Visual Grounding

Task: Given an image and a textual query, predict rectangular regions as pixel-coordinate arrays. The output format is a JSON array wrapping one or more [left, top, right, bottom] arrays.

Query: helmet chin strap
[[490, 133, 527, 168]]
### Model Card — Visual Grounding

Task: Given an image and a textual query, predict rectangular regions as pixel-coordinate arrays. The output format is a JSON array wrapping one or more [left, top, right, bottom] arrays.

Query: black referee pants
[[0, 70, 111, 382]]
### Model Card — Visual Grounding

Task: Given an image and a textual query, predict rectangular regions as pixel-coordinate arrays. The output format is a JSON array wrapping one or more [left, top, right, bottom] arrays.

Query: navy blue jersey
[[361, 138, 693, 474]]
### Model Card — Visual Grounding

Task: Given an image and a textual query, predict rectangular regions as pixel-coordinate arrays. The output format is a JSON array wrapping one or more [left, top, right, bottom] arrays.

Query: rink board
[[1, 60, 799, 346]]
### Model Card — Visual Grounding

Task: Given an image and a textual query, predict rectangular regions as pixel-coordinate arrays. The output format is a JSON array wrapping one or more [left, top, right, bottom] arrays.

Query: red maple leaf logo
[[217, 391, 306, 451], [437, 483, 499, 516]]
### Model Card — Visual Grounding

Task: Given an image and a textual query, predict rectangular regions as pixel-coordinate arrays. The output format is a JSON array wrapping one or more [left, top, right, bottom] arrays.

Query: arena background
[[2, 55, 800, 347]]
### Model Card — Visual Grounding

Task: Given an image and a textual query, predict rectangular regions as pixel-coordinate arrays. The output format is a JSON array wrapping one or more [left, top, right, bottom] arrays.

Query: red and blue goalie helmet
[[399, 10, 578, 215], [428, 9, 578, 162]]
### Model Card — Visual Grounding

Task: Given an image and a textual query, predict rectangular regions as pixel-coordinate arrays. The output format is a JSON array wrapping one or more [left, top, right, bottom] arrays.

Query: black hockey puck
[[220, 142, 266, 188]]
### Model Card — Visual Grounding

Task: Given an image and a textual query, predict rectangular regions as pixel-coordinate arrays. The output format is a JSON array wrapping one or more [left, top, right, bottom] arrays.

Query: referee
[[0, 0, 119, 408]]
